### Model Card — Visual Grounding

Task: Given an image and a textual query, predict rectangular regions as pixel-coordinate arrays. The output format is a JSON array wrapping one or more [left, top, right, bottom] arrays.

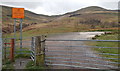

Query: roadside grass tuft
[[25, 60, 48, 69], [2, 59, 14, 69]]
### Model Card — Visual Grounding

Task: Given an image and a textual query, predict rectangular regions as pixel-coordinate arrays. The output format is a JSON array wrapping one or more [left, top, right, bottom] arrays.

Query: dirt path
[[45, 32, 118, 69], [13, 58, 31, 69]]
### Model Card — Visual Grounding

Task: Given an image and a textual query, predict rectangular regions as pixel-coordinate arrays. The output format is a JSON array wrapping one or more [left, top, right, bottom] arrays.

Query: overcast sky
[[0, 0, 119, 16]]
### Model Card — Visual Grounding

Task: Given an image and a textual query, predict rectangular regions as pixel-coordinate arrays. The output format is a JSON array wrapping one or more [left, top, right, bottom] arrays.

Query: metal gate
[[45, 39, 119, 69], [2, 37, 32, 61]]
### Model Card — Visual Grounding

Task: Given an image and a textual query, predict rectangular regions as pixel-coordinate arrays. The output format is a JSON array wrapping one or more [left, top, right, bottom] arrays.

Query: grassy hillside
[[2, 5, 56, 33], [2, 5, 119, 38]]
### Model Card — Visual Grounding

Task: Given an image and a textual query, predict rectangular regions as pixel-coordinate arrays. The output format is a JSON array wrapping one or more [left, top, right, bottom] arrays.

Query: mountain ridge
[[1, 5, 118, 34], [1, 5, 118, 16]]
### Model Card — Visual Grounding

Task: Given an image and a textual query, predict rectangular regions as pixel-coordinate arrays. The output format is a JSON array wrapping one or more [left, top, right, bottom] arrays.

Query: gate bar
[[46, 39, 120, 42]]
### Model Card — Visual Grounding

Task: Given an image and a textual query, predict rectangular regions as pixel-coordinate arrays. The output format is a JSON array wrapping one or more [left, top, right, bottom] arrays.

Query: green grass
[[2, 59, 14, 69], [2, 23, 90, 38], [89, 29, 118, 32], [14, 48, 31, 59], [2, 25, 75, 38], [88, 33, 119, 63], [3, 47, 31, 59], [25, 60, 48, 69]]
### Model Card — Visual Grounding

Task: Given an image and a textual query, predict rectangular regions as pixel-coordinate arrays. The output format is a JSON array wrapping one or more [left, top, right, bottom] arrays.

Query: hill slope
[[1, 5, 57, 33], [2, 5, 118, 37]]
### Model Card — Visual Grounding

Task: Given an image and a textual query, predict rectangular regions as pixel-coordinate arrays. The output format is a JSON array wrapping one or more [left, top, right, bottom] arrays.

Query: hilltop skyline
[[0, 0, 119, 15]]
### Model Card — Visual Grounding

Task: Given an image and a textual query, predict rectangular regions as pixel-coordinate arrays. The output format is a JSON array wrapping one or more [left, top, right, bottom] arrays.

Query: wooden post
[[35, 36, 45, 66], [41, 35, 45, 65], [10, 39, 14, 62]]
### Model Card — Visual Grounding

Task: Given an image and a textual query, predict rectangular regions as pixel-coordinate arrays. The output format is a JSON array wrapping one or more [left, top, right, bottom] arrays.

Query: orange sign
[[12, 8, 24, 18]]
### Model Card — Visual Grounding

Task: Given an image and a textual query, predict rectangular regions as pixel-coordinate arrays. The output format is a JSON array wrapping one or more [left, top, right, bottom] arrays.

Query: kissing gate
[[30, 35, 119, 69]]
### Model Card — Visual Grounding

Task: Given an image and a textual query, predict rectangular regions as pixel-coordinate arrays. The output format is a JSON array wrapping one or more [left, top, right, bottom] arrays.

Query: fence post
[[34, 35, 45, 66], [41, 35, 46, 65], [10, 39, 14, 62]]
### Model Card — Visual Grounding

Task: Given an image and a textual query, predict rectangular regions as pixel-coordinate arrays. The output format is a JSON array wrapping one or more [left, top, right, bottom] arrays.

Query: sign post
[[20, 19, 23, 51], [12, 8, 24, 53]]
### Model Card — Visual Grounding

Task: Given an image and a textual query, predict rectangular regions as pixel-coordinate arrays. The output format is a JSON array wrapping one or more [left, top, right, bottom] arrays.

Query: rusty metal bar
[[10, 39, 14, 62]]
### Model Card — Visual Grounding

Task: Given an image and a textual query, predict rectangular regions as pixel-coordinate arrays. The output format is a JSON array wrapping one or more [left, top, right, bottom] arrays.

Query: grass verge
[[87, 32, 119, 63], [14, 48, 31, 59], [25, 60, 49, 69], [2, 59, 14, 69]]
